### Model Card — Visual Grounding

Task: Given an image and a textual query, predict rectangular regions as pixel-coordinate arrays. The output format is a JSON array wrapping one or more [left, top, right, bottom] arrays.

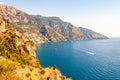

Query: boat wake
[[74, 48, 95, 56], [86, 51, 95, 56]]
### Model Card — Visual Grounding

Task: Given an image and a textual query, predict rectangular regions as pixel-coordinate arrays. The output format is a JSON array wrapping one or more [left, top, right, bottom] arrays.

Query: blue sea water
[[36, 38, 120, 80]]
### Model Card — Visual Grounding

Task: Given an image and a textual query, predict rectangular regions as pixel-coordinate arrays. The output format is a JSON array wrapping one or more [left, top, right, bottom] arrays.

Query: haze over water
[[36, 38, 120, 80]]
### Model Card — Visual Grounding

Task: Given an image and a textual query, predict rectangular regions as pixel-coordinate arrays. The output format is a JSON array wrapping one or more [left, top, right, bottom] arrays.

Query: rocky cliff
[[0, 3, 108, 44], [0, 15, 72, 80], [0, 3, 49, 44], [78, 27, 108, 40]]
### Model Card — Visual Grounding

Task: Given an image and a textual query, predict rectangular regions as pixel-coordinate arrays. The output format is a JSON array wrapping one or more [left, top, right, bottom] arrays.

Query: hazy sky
[[1, 0, 120, 37]]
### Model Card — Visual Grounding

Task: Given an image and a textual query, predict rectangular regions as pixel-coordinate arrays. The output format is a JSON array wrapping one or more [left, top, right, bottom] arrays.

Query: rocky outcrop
[[14, 23, 49, 44], [39, 25, 67, 41], [0, 3, 35, 24]]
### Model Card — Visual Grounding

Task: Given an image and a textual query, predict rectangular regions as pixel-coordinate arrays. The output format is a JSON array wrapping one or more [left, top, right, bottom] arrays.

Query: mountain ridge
[[0, 3, 108, 44]]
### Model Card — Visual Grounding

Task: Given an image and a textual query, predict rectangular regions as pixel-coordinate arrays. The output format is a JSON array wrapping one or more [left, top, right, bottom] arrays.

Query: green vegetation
[[40, 69, 45, 75], [0, 60, 22, 80], [53, 65, 57, 70], [25, 73, 31, 78], [33, 15, 62, 27], [0, 24, 35, 67], [33, 15, 62, 23]]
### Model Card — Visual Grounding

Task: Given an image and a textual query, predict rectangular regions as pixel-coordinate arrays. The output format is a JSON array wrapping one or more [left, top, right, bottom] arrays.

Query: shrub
[[40, 70, 45, 75], [53, 65, 57, 70], [47, 77, 50, 80], [0, 60, 22, 80], [25, 73, 31, 78]]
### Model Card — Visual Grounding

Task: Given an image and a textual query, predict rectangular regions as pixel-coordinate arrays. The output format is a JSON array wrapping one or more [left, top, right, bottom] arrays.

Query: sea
[[36, 38, 120, 80]]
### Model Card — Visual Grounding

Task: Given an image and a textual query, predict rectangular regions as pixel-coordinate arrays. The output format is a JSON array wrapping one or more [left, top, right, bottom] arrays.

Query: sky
[[0, 0, 120, 37]]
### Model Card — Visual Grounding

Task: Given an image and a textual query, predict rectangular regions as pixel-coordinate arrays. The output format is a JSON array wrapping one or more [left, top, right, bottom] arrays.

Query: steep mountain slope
[[33, 15, 108, 40], [0, 3, 108, 44], [14, 23, 49, 44], [78, 27, 108, 40], [34, 15, 84, 40], [0, 3, 50, 44], [0, 15, 72, 80], [0, 3, 67, 43]]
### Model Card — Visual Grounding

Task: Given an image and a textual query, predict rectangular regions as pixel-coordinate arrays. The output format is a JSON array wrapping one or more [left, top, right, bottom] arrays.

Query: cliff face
[[14, 23, 49, 44], [39, 25, 67, 41], [34, 16, 84, 40], [78, 27, 108, 40], [0, 3, 49, 44], [0, 15, 72, 80], [0, 3, 34, 24], [33, 15, 108, 40], [0, 3, 108, 44], [0, 4, 68, 43]]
